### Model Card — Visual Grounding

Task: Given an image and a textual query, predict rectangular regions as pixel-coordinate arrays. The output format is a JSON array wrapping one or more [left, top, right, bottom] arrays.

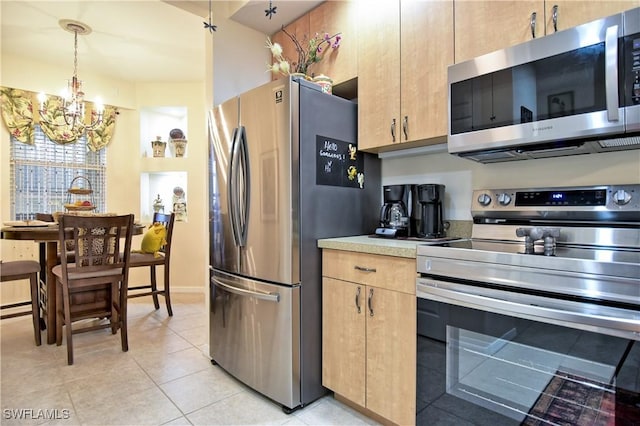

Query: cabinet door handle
[[391, 118, 396, 142], [530, 12, 537, 39], [402, 115, 408, 140], [552, 5, 558, 33], [354, 265, 376, 273], [355, 286, 361, 314], [368, 288, 374, 316]]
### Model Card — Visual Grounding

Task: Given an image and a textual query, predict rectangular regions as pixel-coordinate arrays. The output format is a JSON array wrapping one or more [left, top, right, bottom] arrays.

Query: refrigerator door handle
[[228, 127, 242, 246], [212, 276, 280, 303], [237, 126, 250, 246]]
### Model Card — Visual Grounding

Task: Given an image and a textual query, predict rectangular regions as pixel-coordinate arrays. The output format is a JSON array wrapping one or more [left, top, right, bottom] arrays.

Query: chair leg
[[110, 281, 118, 334], [62, 285, 73, 365], [29, 272, 41, 346], [120, 284, 128, 352], [56, 281, 63, 346], [164, 264, 173, 317], [150, 266, 160, 310]]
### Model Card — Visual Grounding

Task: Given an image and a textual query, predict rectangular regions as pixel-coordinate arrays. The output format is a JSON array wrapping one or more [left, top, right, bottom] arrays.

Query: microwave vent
[[598, 136, 640, 148]]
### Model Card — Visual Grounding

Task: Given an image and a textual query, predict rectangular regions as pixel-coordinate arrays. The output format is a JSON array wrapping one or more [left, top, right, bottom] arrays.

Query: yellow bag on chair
[[133, 222, 167, 258]]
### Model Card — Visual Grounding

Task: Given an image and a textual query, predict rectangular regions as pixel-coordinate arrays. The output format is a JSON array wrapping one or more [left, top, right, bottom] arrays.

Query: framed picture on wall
[[548, 91, 574, 118]]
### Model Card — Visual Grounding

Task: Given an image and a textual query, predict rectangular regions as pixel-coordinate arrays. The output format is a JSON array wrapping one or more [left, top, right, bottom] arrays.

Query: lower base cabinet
[[322, 249, 416, 426]]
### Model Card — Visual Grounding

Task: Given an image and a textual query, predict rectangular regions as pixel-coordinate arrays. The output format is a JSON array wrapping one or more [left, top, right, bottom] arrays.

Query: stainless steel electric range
[[415, 184, 640, 425]]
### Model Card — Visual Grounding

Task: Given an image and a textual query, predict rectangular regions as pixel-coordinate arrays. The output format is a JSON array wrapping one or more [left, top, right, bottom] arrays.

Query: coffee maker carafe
[[413, 184, 445, 238], [376, 185, 410, 238]]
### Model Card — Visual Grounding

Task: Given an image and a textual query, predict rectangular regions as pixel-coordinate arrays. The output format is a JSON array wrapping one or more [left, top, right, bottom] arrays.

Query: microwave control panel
[[626, 34, 640, 105]]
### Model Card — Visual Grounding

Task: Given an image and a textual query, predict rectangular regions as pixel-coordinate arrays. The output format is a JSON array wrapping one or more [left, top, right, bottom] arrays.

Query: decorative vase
[[152, 194, 164, 213], [171, 138, 187, 157], [290, 72, 311, 81], [312, 74, 333, 94], [151, 136, 166, 158]]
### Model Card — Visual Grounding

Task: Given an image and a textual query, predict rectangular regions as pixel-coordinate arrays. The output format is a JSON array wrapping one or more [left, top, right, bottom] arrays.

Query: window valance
[[0, 86, 117, 151]]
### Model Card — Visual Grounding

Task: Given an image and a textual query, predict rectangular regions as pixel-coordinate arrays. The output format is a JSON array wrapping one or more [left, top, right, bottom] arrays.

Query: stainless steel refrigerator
[[207, 77, 380, 412]]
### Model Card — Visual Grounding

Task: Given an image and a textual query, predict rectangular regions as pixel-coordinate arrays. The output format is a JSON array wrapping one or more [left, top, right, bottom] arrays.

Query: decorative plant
[[266, 27, 342, 76]]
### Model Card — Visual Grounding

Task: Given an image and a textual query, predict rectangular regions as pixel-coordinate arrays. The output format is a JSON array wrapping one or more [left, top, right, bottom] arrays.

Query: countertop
[[317, 235, 422, 258]]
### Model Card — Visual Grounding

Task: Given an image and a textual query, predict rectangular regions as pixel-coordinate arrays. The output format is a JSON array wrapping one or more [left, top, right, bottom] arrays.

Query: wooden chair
[[52, 214, 134, 365], [0, 260, 42, 346], [128, 212, 175, 316]]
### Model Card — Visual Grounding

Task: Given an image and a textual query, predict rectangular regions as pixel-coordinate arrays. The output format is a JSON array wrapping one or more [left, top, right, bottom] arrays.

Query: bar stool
[[0, 260, 42, 346]]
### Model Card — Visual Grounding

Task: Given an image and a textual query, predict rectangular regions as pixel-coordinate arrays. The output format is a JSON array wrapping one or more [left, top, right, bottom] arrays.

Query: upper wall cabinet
[[358, 0, 453, 151], [309, 1, 358, 84], [455, 1, 640, 63], [544, 1, 640, 34], [454, 1, 543, 63], [270, 1, 357, 84]]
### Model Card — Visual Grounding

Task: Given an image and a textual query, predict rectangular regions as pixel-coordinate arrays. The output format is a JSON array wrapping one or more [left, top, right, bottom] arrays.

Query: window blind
[[10, 125, 107, 220]]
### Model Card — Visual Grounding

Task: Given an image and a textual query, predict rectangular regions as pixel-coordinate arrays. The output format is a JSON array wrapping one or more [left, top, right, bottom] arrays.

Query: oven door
[[416, 278, 640, 425], [448, 12, 626, 155]]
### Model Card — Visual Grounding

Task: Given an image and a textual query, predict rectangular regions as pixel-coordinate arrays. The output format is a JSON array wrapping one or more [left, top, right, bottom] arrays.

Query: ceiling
[[1, 1, 322, 83]]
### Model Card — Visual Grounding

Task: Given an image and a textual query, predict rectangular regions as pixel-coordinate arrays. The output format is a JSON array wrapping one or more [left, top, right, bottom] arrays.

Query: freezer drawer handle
[[354, 265, 376, 273], [213, 277, 280, 303]]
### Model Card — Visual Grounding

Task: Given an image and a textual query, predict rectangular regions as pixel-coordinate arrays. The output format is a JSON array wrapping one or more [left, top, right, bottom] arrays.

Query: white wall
[[382, 149, 640, 221], [212, 1, 271, 106]]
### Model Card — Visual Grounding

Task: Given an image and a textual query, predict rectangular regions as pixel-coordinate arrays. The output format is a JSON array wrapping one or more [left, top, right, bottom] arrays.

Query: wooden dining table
[[1, 222, 144, 344]]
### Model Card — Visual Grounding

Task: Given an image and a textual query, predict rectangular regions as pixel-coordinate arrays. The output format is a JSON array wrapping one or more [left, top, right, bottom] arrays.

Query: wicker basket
[[65, 176, 96, 211]]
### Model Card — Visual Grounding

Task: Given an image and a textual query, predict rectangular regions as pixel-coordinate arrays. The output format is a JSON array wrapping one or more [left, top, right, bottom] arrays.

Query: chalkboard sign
[[316, 135, 364, 188]]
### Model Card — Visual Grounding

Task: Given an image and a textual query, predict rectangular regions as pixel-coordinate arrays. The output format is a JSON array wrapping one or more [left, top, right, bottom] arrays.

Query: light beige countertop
[[317, 235, 421, 258]]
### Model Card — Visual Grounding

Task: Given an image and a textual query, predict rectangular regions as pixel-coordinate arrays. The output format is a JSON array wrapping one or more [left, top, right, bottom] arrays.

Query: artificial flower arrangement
[[266, 26, 342, 77]]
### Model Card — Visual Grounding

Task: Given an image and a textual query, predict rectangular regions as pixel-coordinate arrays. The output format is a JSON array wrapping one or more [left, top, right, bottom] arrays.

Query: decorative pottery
[[171, 138, 187, 157], [151, 136, 166, 158], [172, 186, 187, 221], [169, 128, 185, 140], [313, 75, 333, 94], [290, 72, 311, 81], [152, 194, 164, 213]]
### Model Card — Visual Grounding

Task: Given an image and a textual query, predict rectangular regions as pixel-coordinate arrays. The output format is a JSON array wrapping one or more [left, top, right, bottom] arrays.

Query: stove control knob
[[498, 193, 512, 206], [613, 189, 631, 205], [477, 193, 492, 206]]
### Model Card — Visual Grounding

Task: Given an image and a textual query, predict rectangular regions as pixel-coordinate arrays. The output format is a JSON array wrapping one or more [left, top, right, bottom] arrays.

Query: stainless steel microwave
[[448, 8, 640, 163]]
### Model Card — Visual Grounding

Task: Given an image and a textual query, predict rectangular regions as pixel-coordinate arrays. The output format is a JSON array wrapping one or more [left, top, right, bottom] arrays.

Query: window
[[10, 125, 107, 220]]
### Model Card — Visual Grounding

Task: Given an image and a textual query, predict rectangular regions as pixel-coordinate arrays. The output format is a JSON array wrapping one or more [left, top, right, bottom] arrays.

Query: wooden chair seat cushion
[[129, 251, 166, 266], [0, 260, 41, 279]]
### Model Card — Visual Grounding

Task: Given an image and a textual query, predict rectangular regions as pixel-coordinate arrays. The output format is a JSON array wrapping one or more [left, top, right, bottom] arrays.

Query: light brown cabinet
[[270, 1, 357, 84], [545, 1, 640, 33], [358, 0, 453, 151], [309, 1, 358, 84], [322, 249, 416, 426], [455, 1, 639, 63]]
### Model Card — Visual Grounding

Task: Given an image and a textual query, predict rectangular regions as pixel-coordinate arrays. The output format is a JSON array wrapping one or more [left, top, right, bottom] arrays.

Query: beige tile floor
[[1, 293, 379, 426]]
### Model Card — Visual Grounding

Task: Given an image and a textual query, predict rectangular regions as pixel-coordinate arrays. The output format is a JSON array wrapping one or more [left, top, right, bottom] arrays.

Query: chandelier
[[38, 20, 103, 132]]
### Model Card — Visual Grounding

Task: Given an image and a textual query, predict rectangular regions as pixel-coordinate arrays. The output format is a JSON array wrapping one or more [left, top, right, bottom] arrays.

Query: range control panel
[[471, 185, 640, 221]]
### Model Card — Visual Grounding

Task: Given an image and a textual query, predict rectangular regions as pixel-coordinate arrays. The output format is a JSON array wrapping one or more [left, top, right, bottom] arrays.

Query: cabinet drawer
[[322, 249, 416, 295]]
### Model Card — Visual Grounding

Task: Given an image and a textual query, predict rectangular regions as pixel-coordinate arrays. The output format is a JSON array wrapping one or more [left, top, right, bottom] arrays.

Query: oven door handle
[[417, 279, 640, 340]]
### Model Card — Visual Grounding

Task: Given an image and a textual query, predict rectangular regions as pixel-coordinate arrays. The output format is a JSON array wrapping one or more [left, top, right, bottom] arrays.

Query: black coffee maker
[[376, 185, 410, 238], [412, 184, 445, 238]]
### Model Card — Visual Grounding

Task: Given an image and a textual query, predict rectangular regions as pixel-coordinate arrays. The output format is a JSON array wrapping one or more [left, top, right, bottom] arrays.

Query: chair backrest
[[152, 212, 175, 258], [58, 214, 134, 281]]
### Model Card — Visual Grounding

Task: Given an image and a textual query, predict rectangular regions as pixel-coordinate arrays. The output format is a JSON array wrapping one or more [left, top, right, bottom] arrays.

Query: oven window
[[417, 304, 640, 425]]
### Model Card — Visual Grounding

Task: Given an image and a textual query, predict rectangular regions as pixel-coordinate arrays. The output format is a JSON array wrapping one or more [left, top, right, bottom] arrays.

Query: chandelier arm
[[38, 19, 104, 135]]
